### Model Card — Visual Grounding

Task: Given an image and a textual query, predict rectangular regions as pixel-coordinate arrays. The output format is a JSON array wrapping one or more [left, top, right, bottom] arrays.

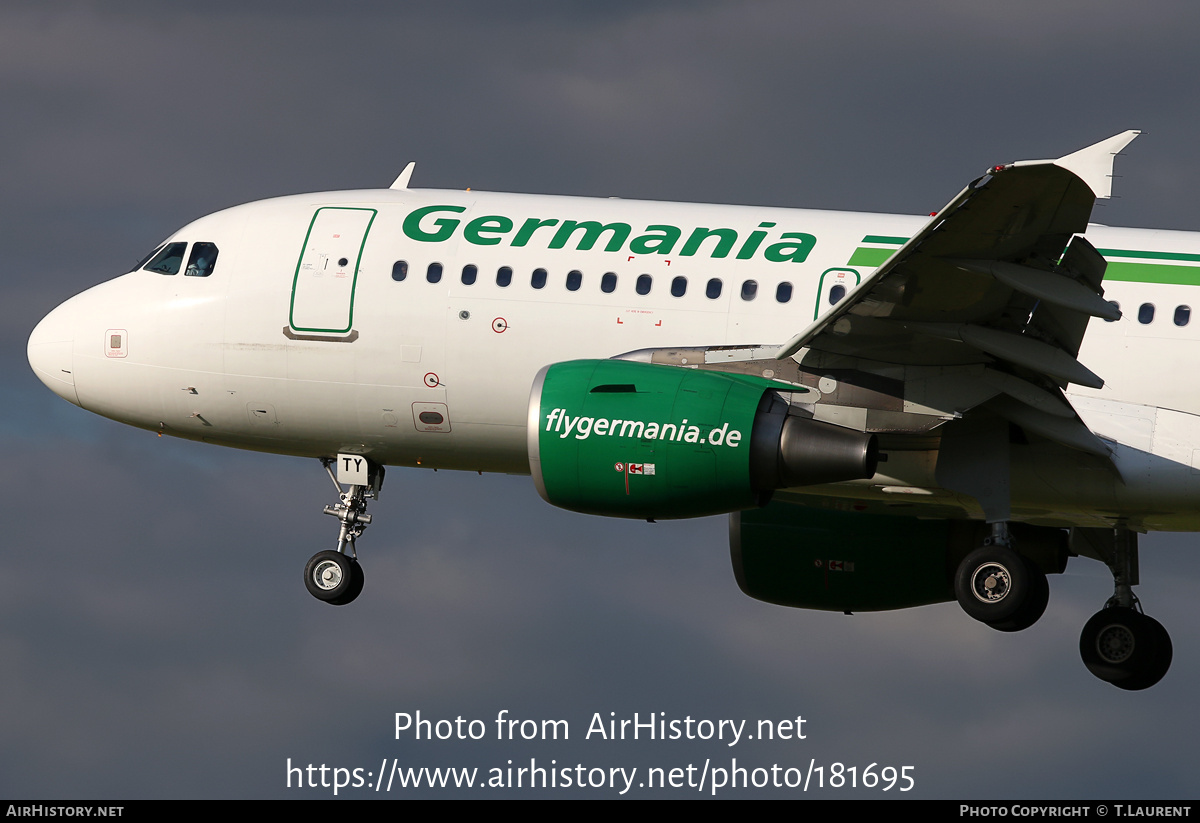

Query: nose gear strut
[[303, 455, 384, 605]]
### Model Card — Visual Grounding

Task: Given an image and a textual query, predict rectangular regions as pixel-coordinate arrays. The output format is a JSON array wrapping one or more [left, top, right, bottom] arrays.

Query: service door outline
[[814, 268, 861, 320], [290, 207, 377, 335]]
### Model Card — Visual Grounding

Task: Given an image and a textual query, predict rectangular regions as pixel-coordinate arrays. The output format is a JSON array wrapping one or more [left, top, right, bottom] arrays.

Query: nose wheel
[[304, 455, 384, 606], [304, 550, 366, 605]]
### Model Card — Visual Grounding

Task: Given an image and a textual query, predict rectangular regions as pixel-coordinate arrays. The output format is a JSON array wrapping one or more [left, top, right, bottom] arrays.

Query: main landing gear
[[954, 522, 1050, 633], [1076, 527, 1172, 691], [303, 455, 384, 606], [953, 522, 1173, 690], [938, 417, 1171, 688]]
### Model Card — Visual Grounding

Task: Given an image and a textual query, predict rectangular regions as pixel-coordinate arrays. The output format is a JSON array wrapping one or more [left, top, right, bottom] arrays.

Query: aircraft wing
[[773, 131, 1141, 457]]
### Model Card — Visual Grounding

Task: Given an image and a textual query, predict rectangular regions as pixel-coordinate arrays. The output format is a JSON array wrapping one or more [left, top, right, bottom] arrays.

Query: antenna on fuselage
[[390, 162, 415, 191]]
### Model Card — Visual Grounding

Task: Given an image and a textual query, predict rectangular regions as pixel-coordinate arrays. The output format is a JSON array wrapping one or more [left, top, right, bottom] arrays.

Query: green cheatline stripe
[[843, 243, 1200, 280], [847, 247, 894, 267], [1104, 262, 1200, 285], [1097, 248, 1200, 263]]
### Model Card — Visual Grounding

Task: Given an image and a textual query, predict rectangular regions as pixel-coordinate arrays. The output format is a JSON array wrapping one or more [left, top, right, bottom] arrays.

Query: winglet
[[390, 162, 416, 191], [1054, 130, 1140, 199]]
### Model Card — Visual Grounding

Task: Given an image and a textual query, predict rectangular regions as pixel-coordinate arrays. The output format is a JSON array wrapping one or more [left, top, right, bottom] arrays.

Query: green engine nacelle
[[528, 360, 878, 519], [731, 503, 1069, 612]]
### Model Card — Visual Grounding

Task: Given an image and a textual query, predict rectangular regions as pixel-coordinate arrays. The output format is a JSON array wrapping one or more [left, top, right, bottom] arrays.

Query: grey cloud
[[4, 0, 1200, 798]]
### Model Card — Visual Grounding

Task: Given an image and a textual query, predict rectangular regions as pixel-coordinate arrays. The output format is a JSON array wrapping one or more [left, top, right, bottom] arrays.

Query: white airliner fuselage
[[30, 189, 1200, 524], [26, 134, 1195, 688]]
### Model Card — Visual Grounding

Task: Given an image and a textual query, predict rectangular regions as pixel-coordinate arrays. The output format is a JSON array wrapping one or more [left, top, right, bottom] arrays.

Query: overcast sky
[[4, 1, 1200, 799]]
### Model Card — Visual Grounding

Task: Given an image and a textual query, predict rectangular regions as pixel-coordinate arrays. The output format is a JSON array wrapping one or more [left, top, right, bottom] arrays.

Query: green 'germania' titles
[[401, 204, 817, 263]]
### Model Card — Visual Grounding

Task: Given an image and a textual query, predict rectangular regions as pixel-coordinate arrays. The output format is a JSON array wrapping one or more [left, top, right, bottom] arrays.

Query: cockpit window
[[185, 242, 219, 277], [132, 244, 165, 272], [143, 242, 188, 275]]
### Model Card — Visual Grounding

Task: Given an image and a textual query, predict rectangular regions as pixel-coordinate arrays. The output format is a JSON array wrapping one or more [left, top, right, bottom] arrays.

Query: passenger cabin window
[[532, 268, 547, 289], [601, 272, 617, 293], [776, 282, 792, 303], [566, 270, 582, 291], [829, 284, 847, 304], [461, 264, 477, 285], [671, 276, 687, 297], [740, 280, 758, 301], [1138, 303, 1155, 324], [497, 266, 512, 287], [427, 262, 443, 283], [1176, 305, 1191, 326], [184, 242, 218, 277], [706, 278, 722, 299], [144, 242, 188, 275], [636, 274, 652, 295], [392, 260, 408, 281]]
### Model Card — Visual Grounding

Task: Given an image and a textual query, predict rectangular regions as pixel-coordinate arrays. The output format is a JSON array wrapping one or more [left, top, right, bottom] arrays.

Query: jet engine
[[527, 359, 878, 518], [732, 503, 1069, 612]]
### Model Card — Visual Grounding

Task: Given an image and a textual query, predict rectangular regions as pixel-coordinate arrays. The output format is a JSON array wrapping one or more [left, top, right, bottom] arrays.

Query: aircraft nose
[[28, 300, 80, 407]]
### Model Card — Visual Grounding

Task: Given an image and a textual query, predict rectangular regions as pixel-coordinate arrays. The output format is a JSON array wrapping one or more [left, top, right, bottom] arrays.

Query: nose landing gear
[[304, 549, 365, 605], [303, 455, 383, 606]]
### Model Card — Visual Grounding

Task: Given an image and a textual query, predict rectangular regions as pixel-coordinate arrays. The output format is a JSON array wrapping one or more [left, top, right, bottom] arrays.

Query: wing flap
[[985, 396, 1112, 458], [777, 133, 1137, 361], [897, 322, 1104, 389], [951, 258, 1120, 320], [774, 132, 1139, 458]]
